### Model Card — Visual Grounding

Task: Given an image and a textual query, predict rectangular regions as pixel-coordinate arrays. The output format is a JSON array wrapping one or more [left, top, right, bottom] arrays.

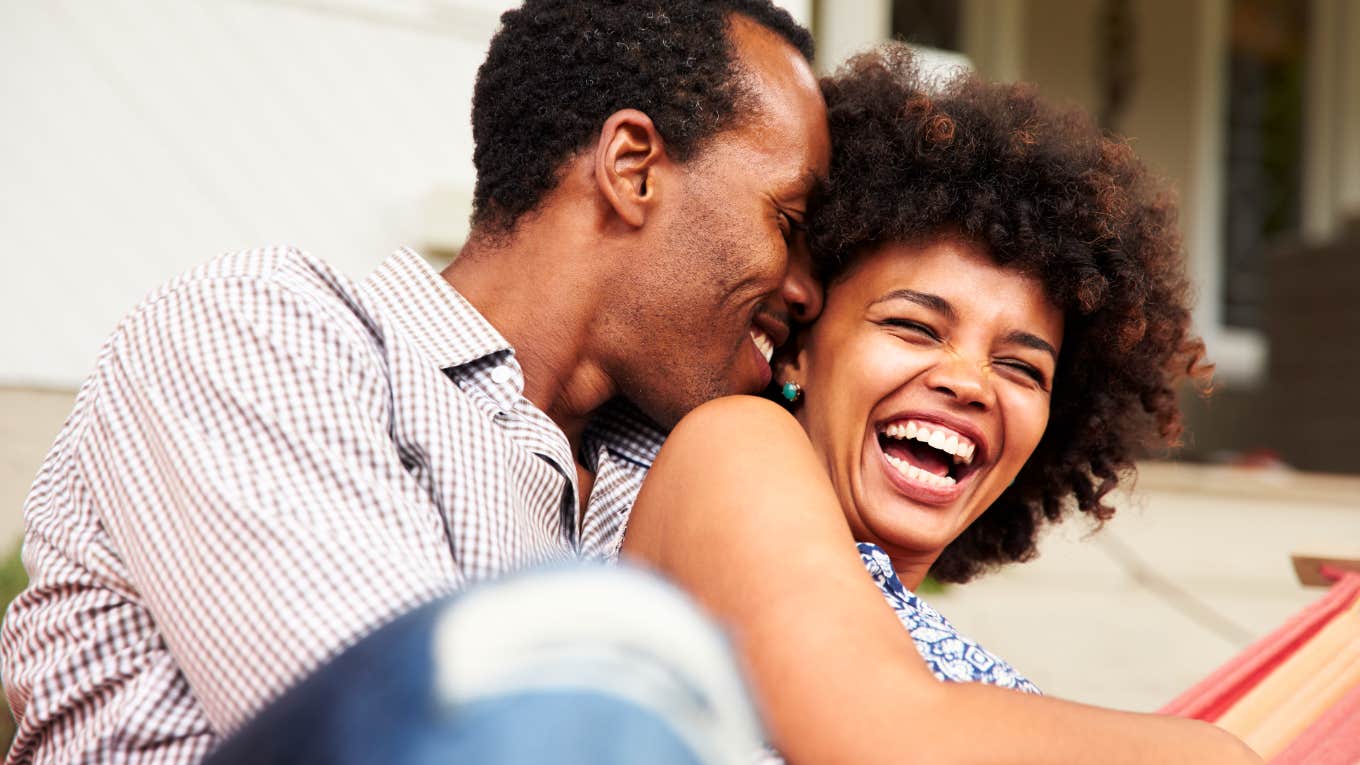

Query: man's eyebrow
[[869, 289, 956, 320], [786, 169, 825, 211], [804, 169, 827, 205]]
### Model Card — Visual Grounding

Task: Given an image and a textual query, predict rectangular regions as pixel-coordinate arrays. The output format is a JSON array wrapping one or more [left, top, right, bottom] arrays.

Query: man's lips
[[752, 310, 790, 350], [747, 327, 774, 388], [749, 327, 775, 363], [743, 308, 788, 391]]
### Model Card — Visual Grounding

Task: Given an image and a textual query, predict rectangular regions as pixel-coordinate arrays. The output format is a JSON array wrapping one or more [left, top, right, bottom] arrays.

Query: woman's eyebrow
[[1004, 330, 1058, 360], [871, 290, 1059, 359], [869, 289, 955, 319]]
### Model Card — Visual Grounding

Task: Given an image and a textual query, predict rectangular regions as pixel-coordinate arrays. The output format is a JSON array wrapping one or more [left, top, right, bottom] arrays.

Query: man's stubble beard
[[612, 198, 747, 430]]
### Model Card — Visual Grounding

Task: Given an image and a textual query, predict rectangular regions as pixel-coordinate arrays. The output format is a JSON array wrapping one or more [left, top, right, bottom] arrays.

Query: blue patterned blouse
[[858, 541, 1042, 694], [753, 543, 1043, 763]]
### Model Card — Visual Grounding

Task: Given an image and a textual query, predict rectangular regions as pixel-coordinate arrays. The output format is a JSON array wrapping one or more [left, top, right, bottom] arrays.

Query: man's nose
[[923, 350, 996, 410], [781, 249, 824, 323]]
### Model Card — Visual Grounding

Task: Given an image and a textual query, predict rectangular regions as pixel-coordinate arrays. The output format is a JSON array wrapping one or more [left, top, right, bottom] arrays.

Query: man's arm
[[77, 270, 460, 734]]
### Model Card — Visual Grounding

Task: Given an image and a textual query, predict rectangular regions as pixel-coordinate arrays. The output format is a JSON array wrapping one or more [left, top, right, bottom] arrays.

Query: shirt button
[[490, 365, 513, 385]]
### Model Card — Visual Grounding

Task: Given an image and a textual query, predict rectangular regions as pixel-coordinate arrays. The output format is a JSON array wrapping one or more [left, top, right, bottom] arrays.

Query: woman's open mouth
[[874, 418, 985, 503]]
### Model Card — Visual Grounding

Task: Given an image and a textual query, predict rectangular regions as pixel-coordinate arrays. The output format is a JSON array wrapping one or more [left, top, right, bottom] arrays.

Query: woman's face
[[788, 237, 1063, 576]]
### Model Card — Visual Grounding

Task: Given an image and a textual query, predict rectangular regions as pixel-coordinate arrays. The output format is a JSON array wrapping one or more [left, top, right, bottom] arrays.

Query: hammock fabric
[[1160, 568, 1360, 764]]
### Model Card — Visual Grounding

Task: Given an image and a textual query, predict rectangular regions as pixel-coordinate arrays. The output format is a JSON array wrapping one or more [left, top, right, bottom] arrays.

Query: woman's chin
[[858, 448, 1004, 557], [860, 475, 958, 553]]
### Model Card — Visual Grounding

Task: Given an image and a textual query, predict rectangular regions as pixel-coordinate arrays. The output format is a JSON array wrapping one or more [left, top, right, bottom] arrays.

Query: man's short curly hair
[[811, 46, 1211, 583], [471, 0, 813, 233]]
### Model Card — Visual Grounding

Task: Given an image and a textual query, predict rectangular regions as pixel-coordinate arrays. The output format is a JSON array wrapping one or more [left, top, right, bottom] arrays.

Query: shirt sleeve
[[76, 271, 462, 734]]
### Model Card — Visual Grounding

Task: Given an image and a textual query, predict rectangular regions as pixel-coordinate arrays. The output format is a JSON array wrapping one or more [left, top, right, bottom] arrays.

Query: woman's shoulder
[[647, 395, 822, 505], [666, 395, 804, 448], [623, 394, 853, 570]]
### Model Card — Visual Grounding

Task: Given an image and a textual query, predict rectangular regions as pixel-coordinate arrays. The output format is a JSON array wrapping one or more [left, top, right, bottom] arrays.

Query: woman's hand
[[1181, 720, 1266, 764]]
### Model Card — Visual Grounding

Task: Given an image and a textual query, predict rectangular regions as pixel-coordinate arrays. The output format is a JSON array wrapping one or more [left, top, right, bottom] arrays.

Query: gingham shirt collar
[[366, 248, 665, 468], [369, 247, 515, 376], [583, 397, 666, 469], [363, 247, 666, 540]]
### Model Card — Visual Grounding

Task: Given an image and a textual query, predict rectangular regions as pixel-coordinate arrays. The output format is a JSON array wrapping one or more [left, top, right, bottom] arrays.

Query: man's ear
[[595, 109, 665, 229]]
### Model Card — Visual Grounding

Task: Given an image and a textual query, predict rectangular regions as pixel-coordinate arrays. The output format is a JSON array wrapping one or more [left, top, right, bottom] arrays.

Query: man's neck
[[442, 226, 617, 452]]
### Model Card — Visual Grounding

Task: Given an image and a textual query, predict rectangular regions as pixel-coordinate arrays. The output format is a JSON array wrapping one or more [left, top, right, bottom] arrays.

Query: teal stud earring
[[781, 381, 802, 403]]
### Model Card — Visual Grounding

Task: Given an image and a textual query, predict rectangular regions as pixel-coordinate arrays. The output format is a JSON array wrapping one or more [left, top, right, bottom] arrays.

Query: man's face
[[609, 18, 831, 429]]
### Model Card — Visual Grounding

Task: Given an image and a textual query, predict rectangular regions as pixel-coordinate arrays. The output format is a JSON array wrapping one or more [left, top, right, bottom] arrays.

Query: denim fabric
[[205, 567, 759, 765]]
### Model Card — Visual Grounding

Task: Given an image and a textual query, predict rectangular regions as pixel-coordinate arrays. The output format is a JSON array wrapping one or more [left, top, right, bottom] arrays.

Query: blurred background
[[1, 0, 1358, 731]]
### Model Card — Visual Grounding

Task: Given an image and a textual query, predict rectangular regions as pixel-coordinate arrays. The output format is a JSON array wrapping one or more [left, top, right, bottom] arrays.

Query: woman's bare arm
[[623, 396, 1261, 764]]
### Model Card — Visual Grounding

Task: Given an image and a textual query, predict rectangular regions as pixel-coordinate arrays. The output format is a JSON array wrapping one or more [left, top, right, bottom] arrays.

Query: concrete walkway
[[929, 462, 1360, 711], [2, 386, 1358, 711]]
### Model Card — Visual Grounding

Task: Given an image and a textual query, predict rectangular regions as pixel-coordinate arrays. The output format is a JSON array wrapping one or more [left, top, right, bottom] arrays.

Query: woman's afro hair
[[810, 45, 1211, 583]]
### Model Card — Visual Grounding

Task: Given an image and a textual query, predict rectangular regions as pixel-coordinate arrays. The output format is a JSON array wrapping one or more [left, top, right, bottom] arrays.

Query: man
[[0, 0, 829, 762]]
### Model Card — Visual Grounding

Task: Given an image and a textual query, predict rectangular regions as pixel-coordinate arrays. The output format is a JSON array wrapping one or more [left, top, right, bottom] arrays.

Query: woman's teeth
[[884, 453, 956, 487], [749, 328, 774, 363], [882, 420, 977, 465]]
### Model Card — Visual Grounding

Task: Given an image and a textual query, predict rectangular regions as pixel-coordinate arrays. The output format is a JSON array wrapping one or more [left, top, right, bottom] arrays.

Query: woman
[[622, 47, 1262, 763]]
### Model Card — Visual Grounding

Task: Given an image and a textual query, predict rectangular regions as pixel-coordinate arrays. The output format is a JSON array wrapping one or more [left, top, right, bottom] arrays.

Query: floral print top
[[858, 541, 1042, 694]]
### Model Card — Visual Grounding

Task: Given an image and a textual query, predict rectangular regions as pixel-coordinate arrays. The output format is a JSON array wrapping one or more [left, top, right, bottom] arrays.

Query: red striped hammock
[[1160, 565, 1360, 764]]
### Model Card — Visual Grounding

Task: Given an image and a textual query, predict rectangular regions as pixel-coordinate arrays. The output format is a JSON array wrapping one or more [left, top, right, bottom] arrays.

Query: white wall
[[0, 0, 810, 389], [1, 0, 509, 386], [815, 0, 890, 73]]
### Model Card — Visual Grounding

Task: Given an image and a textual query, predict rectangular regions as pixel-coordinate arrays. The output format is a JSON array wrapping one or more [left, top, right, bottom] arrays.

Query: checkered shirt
[[0, 247, 666, 764]]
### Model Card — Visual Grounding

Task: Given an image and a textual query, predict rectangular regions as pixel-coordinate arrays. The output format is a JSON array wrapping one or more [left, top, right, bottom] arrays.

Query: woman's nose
[[924, 350, 996, 410]]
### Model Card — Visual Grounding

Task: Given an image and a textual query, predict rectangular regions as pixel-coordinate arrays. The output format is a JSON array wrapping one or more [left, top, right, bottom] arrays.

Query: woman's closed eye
[[881, 317, 941, 341], [994, 358, 1050, 389]]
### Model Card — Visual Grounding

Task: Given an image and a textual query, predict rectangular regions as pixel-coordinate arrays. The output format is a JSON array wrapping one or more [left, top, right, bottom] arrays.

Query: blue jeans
[[205, 566, 764, 764]]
